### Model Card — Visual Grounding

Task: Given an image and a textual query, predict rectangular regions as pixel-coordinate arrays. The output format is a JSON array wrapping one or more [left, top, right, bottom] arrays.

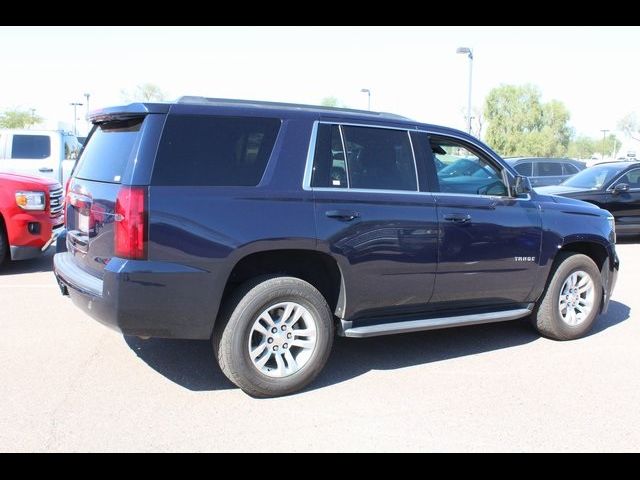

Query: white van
[[0, 129, 80, 185]]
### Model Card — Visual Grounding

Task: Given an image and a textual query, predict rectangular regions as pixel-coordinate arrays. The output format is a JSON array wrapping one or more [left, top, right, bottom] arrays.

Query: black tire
[[0, 217, 8, 268], [213, 275, 334, 398], [533, 252, 602, 340]]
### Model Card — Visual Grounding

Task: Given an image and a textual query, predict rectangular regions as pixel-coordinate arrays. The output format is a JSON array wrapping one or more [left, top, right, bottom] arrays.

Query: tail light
[[64, 177, 72, 209], [115, 186, 147, 259]]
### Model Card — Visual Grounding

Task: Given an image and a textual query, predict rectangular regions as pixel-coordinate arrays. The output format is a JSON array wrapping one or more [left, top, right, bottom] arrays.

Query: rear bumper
[[53, 252, 218, 339]]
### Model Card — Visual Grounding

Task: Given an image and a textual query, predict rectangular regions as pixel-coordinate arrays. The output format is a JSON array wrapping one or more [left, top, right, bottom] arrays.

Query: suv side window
[[311, 124, 348, 188], [536, 162, 563, 176], [432, 138, 508, 196], [341, 126, 417, 191], [563, 163, 579, 175], [514, 162, 532, 176], [152, 115, 281, 186], [11, 134, 51, 159]]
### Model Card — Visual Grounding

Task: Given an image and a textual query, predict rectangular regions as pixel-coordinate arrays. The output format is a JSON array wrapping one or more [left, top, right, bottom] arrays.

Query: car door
[[2, 132, 58, 180], [422, 133, 542, 310], [308, 122, 439, 320], [605, 167, 640, 232]]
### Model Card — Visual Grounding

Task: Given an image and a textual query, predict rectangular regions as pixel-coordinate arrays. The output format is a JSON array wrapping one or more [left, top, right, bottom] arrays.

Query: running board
[[342, 307, 533, 338]]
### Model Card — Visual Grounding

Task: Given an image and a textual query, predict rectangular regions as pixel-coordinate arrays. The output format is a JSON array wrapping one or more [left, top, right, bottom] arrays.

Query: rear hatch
[[65, 117, 146, 278]]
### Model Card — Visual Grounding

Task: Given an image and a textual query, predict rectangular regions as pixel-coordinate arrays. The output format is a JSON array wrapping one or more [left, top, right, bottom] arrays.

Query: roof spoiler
[[88, 103, 170, 123]]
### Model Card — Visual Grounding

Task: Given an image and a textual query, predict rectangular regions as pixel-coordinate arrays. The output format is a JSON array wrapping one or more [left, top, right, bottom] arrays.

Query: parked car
[[0, 172, 64, 267], [54, 97, 618, 397], [0, 129, 80, 186], [537, 161, 640, 234], [505, 157, 586, 187]]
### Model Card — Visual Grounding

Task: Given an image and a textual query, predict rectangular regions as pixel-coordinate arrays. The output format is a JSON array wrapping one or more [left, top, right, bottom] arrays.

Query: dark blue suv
[[53, 97, 619, 397]]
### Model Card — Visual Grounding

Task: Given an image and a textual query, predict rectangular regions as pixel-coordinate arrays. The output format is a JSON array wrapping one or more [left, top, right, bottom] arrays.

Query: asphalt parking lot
[[1, 241, 639, 452]]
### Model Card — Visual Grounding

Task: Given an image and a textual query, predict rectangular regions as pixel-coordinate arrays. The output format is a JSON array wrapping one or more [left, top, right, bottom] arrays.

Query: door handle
[[326, 210, 360, 221], [444, 213, 471, 223], [39, 167, 54, 172]]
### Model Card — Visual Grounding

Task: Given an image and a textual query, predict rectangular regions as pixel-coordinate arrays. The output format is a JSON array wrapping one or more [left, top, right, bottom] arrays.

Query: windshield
[[562, 163, 628, 189], [438, 158, 481, 177]]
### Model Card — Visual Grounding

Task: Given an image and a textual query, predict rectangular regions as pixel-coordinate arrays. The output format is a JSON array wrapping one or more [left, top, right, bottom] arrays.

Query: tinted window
[[615, 169, 640, 188], [563, 163, 579, 175], [432, 138, 507, 196], [311, 124, 347, 188], [514, 162, 532, 176], [342, 126, 416, 191], [152, 115, 280, 186], [11, 135, 50, 159], [536, 162, 563, 176], [562, 163, 627, 189], [74, 117, 143, 183]]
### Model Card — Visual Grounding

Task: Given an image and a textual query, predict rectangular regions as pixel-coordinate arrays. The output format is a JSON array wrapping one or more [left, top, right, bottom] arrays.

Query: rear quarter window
[[151, 115, 281, 186], [11, 135, 51, 159], [74, 118, 144, 183]]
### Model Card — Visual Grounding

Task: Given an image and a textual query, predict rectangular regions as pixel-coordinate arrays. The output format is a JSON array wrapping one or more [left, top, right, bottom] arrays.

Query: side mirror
[[613, 183, 630, 194], [513, 175, 532, 196]]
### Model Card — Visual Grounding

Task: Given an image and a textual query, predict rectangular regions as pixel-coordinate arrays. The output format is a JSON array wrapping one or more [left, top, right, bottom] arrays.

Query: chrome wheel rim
[[558, 270, 595, 326], [248, 302, 317, 378]]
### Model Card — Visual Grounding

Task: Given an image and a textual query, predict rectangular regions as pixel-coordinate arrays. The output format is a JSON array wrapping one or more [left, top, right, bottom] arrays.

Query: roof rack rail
[[176, 96, 412, 121]]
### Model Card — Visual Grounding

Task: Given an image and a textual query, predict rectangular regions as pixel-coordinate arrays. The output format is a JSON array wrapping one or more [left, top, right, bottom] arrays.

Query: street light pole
[[84, 93, 90, 118], [70, 102, 83, 136], [360, 88, 371, 111], [456, 47, 474, 135], [601, 129, 609, 161]]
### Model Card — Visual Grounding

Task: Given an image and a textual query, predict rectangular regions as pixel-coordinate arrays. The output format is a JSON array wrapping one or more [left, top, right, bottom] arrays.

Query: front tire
[[213, 276, 334, 397], [533, 252, 602, 340], [0, 218, 8, 268]]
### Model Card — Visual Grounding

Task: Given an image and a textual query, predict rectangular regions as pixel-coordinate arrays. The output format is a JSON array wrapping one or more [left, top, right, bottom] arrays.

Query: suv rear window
[[74, 117, 144, 183], [12, 135, 51, 159], [152, 115, 281, 186]]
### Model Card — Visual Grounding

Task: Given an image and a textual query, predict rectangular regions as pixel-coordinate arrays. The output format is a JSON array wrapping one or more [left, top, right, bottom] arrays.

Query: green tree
[[0, 108, 42, 129], [484, 84, 572, 157], [121, 83, 166, 102], [567, 136, 597, 159], [320, 96, 344, 108], [567, 134, 622, 160]]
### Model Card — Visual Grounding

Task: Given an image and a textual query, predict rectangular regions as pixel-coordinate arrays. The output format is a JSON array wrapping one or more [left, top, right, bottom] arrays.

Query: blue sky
[[1, 26, 638, 140]]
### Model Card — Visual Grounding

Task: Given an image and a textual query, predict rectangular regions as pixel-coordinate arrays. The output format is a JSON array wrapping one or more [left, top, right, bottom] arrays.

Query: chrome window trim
[[304, 120, 420, 193], [407, 130, 420, 191], [302, 121, 532, 201], [302, 121, 318, 191], [338, 125, 351, 188]]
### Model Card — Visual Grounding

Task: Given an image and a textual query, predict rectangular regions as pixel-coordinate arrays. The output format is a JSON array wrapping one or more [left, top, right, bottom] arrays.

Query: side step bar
[[342, 307, 533, 338]]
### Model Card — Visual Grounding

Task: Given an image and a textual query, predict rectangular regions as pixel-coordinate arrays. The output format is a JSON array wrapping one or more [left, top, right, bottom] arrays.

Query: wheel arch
[[220, 249, 345, 323]]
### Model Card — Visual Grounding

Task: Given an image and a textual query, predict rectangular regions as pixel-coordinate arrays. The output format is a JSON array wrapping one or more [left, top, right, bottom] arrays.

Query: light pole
[[601, 129, 609, 161], [360, 88, 371, 111], [456, 47, 474, 135], [30, 108, 35, 127], [84, 93, 91, 118], [70, 102, 83, 136]]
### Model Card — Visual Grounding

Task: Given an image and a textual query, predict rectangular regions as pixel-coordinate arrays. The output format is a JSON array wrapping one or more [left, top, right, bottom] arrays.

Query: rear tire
[[213, 276, 334, 398], [533, 252, 602, 340]]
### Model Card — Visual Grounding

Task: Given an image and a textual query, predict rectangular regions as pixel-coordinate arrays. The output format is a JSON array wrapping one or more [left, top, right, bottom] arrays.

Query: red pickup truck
[[0, 173, 64, 267]]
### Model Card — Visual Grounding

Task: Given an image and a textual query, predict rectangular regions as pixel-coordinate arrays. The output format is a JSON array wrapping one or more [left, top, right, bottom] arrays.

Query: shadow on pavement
[[124, 300, 630, 394], [0, 249, 54, 275]]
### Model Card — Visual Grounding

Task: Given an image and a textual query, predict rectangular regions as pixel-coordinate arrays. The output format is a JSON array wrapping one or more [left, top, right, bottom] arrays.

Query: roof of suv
[[88, 96, 415, 124]]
